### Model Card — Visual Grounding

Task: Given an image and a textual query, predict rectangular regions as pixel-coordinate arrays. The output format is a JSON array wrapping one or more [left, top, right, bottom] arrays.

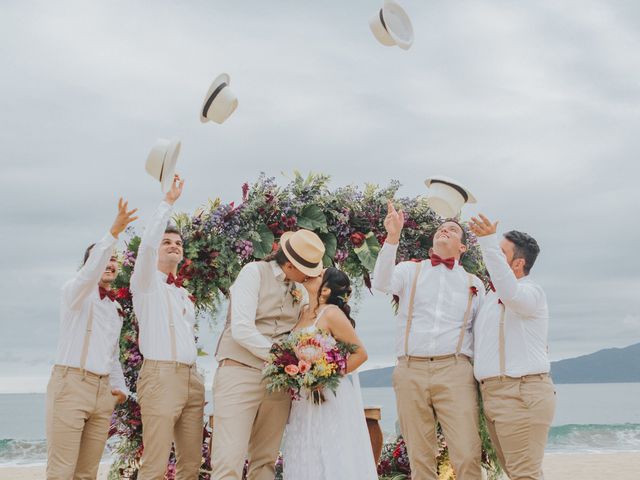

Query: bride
[[283, 267, 379, 479]]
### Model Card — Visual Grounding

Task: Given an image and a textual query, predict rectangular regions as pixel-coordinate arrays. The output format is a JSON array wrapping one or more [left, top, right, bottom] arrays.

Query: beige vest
[[215, 261, 303, 369]]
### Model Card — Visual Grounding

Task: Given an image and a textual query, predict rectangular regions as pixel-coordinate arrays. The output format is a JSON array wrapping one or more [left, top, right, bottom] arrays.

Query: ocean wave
[[3, 425, 640, 465], [547, 424, 640, 453], [0, 438, 115, 466], [0, 439, 47, 465]]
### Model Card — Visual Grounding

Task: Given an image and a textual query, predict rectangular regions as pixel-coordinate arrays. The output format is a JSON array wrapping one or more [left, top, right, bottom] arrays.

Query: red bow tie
[[430, 253, 455, 270], [166, 272, 184, 288], [99, 286, 116, 302]]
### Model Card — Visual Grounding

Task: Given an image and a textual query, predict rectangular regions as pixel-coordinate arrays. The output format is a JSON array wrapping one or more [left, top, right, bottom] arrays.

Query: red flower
[[350, 231, 366, 247], [241, 182, 249, 202], [116, 287, 131, 300], [470, 286, 478, 297], [393, 445, 402, 458], [268, 222, 280, 233]]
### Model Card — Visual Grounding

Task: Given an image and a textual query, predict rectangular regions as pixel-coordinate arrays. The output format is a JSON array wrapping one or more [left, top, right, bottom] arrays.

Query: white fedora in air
[[145, 138, 181, 193], [200, 73, 238, 124], [424, 175, 477, 218], [369, 0, 414, 50]]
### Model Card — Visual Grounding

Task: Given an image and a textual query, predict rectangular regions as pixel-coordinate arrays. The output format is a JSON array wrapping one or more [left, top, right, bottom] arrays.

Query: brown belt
[[399, 353, 470, 362], [219, 359, 260, 370], [143, 359, 196, 369], [53, 365, 110, 379], [480, 372, 550, 384]]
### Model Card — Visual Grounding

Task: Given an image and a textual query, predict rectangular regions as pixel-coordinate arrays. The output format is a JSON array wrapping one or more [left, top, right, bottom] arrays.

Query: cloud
[[1, 0, 639, 388]]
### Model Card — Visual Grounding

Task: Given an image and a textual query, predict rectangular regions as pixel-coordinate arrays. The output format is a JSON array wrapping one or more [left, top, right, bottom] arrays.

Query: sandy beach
[[1, 453, 640, 479]]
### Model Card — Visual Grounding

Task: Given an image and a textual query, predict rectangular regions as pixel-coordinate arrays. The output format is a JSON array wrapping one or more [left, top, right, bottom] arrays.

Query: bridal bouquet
[[263, 330, 358, 403]]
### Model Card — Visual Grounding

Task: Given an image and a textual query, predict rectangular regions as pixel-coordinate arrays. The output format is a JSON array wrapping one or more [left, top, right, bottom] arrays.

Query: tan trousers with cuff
[[393, 356, 483, 480], [137, 360, 205, 480], [211, 364, 291, 480], [46, 365, 117, 480], [480, 375, 556, 480]]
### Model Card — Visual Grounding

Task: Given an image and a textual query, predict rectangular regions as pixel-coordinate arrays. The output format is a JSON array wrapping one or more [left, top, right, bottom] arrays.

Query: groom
[[372, 200, 485, 479], [211, 229, 325, 480]]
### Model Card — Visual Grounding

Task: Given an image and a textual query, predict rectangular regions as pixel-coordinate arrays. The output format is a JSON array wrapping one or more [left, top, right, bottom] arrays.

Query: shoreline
[[2, 453, 640, 480]]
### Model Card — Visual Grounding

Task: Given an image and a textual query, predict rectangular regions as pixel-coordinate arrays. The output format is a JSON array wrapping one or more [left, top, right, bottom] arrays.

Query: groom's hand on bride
[[470, 214, 499, 237], [384, 199, 404, 245], [165, 174, 185, 206]]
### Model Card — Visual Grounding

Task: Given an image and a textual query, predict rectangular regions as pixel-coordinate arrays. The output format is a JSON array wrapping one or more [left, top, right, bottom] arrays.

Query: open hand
[[110, 198, 138, 238], [111, 389, 127, 404], [469, 214, 499, 237], [165, 174, 185, 205], [383, 199, 404, 244]]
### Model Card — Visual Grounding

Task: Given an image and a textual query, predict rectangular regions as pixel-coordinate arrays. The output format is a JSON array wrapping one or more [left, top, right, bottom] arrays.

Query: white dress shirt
[[372, 242, 485, 358], [131, 201, 197, 365], [226, 261, 307, 361], [55, 232, 129, 394], [473, 233, 550, 380]]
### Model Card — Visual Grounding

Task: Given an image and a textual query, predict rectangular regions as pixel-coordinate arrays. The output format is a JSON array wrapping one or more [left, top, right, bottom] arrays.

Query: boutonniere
[[290, 284, 303, 305], [470, 286, 478, 297]]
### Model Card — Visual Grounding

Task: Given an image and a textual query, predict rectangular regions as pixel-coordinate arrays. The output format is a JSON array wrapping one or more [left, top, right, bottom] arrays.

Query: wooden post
[[364, 406, 383, 465], [208, 414, 214, 456]]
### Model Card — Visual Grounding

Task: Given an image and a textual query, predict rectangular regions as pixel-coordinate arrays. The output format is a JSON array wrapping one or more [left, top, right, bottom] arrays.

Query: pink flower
[[298, 360, 311, 374], [284, 364, 299, 376]]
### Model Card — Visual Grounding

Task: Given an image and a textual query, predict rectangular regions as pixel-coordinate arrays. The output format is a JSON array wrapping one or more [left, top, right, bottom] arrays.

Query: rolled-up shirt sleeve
[[131, 201, 173, 295], [372, 242, 407, 296], [229, 263, 274, 361], [64, 232, 117, 311], [478, 233, 544, 317]]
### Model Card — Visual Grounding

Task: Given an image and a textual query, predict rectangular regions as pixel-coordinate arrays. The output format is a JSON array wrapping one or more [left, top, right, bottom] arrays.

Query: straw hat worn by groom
[[212, 229, 326, 480]]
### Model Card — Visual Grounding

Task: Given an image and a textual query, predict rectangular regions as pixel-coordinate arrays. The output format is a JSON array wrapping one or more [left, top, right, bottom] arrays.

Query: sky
[[1, 0, 639, 393]]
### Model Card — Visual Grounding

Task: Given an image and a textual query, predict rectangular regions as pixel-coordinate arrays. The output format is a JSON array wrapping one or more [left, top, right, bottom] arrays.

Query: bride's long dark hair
[[317, 267, 355, 327]]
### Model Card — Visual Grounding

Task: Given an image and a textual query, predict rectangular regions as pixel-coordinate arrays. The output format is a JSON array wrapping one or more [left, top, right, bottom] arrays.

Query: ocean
[[1, 383, 640, 465]]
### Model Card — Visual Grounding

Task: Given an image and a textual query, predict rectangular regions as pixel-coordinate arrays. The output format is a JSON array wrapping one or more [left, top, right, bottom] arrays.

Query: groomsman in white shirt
[[46, 198, 137, 480], [373, 200, 485, 480], [131, 174, 205, 479], [470, 215, 555, 480]]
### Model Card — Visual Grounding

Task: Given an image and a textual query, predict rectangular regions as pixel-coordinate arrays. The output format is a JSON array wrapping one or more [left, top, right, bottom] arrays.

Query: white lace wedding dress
[[282, 311, 378, 479]]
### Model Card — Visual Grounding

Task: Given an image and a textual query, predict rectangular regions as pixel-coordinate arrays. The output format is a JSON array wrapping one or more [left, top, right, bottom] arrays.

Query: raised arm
[[64, 198, 138, 310], [131, 175, 183, 294], [324, 307, 368, 373], [470, 215, 544, 316], [229, 263, 274, 361], [372, 199, 407, 295]]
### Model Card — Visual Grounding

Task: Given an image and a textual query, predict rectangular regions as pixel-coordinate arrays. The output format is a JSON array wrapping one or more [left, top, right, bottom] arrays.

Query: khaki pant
[[137, 360, 205, 480], [211, 364, 291, 480], [46, 365, 117, 480], [480, 375, 556, 480], [393, 356, 482, 480]]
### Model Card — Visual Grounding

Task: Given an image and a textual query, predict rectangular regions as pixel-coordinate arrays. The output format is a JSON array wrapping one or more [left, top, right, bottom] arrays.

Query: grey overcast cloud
[[1, 0, 639, 392]]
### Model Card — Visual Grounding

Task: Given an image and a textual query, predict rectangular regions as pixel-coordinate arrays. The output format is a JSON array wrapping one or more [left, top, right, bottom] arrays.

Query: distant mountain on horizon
[[359, 342, 640, 388]]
